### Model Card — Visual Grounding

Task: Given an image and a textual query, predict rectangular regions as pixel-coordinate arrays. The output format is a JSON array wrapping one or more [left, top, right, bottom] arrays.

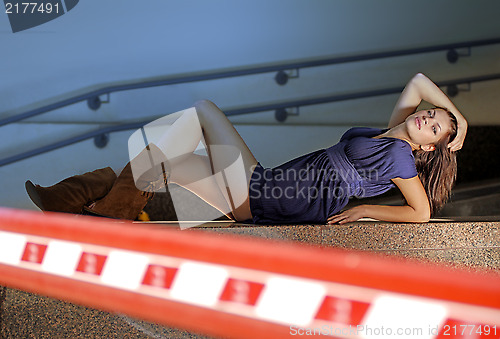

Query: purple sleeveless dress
[[249, 127, 418, 224]]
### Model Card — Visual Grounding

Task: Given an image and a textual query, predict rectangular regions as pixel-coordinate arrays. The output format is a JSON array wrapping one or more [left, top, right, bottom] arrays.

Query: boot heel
[[25, 180, 45, 210]]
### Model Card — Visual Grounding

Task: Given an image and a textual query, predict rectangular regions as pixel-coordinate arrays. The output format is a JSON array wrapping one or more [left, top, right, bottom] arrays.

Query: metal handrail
[[1, 37, 500, 127], [2, 73, 500, 167]]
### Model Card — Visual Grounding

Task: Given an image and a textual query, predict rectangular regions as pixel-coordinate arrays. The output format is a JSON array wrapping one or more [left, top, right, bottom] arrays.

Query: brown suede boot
[[25, 167, 117, 214], [83, 144, 169, 220]]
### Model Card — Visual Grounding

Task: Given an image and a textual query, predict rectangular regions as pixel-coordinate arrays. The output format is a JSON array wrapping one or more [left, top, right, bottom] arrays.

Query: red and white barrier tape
[[0, 207, 499, 338]]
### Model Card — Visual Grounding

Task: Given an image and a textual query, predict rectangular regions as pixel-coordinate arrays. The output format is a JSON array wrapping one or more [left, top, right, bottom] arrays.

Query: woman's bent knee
[[194, 99, 217, 111]]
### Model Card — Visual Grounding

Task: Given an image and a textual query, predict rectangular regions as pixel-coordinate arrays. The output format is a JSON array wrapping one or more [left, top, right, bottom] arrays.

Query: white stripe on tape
[[170, 261, 229, 307], [255, 276, 326, 327], [0, 231, 27, 265], [42, 240, 82, 276], [360, 294, 448, 339], [101, 250, 149, 290]]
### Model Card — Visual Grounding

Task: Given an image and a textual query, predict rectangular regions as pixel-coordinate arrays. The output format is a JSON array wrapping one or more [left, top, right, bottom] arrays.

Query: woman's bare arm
[[327, 176, 430, 224], [389, 73, 467, 151]]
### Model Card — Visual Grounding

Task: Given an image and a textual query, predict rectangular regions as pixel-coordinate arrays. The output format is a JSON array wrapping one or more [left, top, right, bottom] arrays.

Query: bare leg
[[154, 100, 258, 221]]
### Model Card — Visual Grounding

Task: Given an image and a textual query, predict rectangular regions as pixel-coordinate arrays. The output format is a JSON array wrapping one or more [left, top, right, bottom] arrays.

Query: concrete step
[[0, 287, 211, 339], [197, 220, 500, 273]]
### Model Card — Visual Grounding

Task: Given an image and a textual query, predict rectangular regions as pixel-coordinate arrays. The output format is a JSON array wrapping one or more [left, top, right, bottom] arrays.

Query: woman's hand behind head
[[448, 115, 467, 152]]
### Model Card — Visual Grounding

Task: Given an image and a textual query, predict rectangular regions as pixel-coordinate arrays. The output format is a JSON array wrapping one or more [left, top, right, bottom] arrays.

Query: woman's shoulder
[[340, 127, 387, 141], [370, 138, 417, 180], [343, 128, 417, 180], [342, 127, 412, 151]]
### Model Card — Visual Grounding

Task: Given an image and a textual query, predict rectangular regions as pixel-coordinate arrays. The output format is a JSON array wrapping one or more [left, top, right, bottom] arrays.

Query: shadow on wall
[[456, 126, 500, 184]]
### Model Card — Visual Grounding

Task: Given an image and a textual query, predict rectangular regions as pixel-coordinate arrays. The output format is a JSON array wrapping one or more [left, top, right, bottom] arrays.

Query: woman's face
[[405, 108, 453, 148]]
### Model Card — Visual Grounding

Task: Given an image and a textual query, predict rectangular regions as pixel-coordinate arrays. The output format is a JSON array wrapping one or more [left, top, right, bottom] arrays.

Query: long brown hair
[[413, 108, 458, 215]]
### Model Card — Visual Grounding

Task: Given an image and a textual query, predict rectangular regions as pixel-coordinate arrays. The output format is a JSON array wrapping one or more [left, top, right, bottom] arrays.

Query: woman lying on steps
[[26, 73, 467, 224]]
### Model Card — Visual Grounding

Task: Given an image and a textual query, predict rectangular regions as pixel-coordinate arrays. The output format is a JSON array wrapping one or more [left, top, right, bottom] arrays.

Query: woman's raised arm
[[388, 73, 468, 151]]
